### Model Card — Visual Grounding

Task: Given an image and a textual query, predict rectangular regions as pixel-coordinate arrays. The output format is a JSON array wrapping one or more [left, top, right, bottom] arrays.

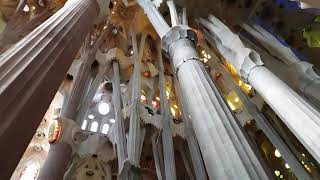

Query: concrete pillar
[[210, 56, 311, 180], [173, 75, 208, 180], [158, 44, 177, 180], [138, 1, 269, 179], [0, 0, 102, 178], [112, 61, 128, 177], [201, 15, 320, 163]]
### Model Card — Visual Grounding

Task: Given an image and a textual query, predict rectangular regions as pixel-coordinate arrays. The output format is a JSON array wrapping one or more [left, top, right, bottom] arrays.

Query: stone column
[[201, 15, 320, 163], [178, 146, 195, 180], [166, 1, 179, 26], [173, 75, 208, 180], [112, 60, 128, 177], [127, 33, 145, 167], [151, 133, 163, 180], [158, 44, 177, 180], [241, 23, 320, 109], [138, 1, 269, 179], [0, 0, 103, 178], [38, 118, 84, 180], [210, 56, 311, 180], [61, 30, 107, 120], [76, 64, 106, 123]]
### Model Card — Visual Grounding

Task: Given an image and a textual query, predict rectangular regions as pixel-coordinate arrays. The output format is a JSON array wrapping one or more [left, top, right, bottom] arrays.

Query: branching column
[[127, 33, 146, 167], [0, 0, 100, 178], [211, 56, 311, 180], [173, 75, 208, 180], [112, 60, 128, 177], [158, 45, 177, 180], [138, 1, 269, 179], [201, 15, 320, 163]]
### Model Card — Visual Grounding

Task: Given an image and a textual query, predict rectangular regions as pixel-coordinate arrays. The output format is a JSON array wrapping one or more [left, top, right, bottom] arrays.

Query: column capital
[[162, 25, 197, 53]]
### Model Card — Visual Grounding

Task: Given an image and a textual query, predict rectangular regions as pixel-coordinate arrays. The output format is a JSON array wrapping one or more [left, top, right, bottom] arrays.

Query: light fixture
[[302, 153, 305, 157], [274, 170, 280, 176], [302, 161, 305, 165], [130, 50, 134, 55], [112, 11, 115, 15], [207, 54, 211, 59], [81, 120, 88, 130], [173, 104, 178, 109], [98, 102, 110, 115], [285, 163, 290, 169], [275, 149, 281, 158], [201, 50, 205, 54], [114, 1, 117, 4], [103, 26, 107, 30], [203, 58, 208, 63], [88, 114, 94, 119], [156, 97, 160, 101], [234, 97, 239, 103], [110, 119, 116, 123]]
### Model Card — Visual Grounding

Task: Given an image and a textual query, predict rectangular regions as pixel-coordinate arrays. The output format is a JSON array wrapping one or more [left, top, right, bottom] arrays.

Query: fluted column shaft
[[202, 15, 320, 163], [61, 55, 92, 119], [76, 65, 105, 123], [151, 134, 163, 180], [248, 66, 320, 162], [127, 33, 145, 166], [158, 45, 177, 180], [173, 75, 208, 180], [211, 58, 311, 179], [112, 61, 128, 176], [0, 0, 99, 178], [162, 26, 268, 179]]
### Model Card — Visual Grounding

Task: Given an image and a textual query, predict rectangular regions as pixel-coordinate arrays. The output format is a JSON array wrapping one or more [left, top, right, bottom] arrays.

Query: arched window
[[90, 121, 98, 132], [19, 162, 40, 180], [102, 124, 110, 134], [81, 120, 88, 130]]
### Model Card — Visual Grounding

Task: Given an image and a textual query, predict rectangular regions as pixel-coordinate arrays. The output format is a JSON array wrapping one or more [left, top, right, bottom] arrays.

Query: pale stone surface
[[0, 0, 99, 178], [202, 15, 320, 163]]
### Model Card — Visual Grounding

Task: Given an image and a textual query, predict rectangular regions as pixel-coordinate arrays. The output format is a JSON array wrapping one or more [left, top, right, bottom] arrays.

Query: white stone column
[[0, 0, 104, 178], [166, 1, 179, 26], [151, 133, 163, 180], [138, 1, 269, 179], [76, 64, 106, 123], [241, 23, 320, 108], [173, 75, 208, 180], [127, 33, 145, 167], [211, 57, 311, 180], [112, 61, 128, 177], [158, 44, 177, 180], [201, 15, 320, 163]]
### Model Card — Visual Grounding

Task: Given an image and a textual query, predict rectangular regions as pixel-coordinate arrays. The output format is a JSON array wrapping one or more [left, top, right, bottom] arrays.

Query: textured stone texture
[[0, 0, 99, 178]]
